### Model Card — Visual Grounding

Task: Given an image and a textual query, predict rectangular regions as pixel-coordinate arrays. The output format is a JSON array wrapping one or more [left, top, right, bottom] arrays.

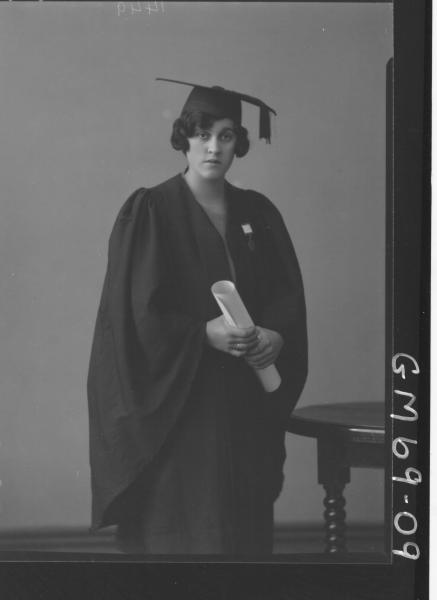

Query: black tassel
[[259, 104, 271, 143]]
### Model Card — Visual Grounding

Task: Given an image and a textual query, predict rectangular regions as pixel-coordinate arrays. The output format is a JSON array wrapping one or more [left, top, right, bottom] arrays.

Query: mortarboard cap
[[156, 77, 277, 143]]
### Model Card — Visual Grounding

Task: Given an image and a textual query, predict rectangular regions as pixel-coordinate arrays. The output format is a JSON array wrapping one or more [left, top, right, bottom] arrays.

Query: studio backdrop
[[0, 2, 392, 533]]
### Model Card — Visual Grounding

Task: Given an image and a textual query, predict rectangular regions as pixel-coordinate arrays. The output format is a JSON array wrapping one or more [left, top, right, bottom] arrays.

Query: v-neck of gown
[[179, 174, 237, 283]]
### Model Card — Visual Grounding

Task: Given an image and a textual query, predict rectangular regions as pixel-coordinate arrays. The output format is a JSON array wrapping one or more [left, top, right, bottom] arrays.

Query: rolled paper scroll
[[211, 280, 281, 393]]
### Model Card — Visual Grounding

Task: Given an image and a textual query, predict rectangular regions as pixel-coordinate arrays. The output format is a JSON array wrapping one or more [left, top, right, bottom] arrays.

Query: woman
[[87, 79, 308, 556]]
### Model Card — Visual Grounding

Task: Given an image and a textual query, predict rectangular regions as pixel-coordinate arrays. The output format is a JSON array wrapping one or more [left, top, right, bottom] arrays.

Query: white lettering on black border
[[391, 353, 421, 560]]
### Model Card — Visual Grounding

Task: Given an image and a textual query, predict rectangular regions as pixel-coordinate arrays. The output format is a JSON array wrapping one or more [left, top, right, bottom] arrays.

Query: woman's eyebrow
[[195, 126, 235, 135], [218, 127, 236, 134]]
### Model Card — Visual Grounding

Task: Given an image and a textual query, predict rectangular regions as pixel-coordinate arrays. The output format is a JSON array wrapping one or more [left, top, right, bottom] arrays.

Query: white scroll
[[211, 280, 281, 393]]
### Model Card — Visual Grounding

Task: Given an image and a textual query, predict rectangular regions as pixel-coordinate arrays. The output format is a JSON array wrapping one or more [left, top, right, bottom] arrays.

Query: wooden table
[[287, 402, 385, 553]]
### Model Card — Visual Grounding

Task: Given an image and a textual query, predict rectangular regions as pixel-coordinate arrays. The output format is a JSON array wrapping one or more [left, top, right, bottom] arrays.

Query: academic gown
[[87, 173, 308, 555]]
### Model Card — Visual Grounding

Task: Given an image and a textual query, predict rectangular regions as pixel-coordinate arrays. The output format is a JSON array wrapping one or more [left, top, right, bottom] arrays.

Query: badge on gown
[[241, 223, 255, 251]]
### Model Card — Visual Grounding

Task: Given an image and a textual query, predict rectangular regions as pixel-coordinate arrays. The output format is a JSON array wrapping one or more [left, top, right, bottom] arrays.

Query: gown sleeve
[[251, 191, 308, 422], [87, 188, 206, 529]]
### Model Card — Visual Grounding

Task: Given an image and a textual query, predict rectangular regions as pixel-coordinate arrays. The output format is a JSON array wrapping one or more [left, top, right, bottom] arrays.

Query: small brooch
[[241, 223, 255, 251]]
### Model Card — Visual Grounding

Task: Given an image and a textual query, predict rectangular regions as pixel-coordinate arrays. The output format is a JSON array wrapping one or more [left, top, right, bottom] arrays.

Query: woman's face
[[185, 118, 237, 182]]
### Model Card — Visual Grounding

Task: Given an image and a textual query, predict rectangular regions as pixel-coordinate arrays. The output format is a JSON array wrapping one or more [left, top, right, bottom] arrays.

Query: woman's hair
[[170, 111, 250, 158]]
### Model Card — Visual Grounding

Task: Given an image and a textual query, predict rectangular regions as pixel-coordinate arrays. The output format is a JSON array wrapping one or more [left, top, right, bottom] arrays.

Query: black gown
[[87, 173, 308, 555]]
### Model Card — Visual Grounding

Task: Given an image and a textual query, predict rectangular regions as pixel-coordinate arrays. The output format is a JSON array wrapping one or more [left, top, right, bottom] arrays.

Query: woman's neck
[[183, 170, 226, 207]]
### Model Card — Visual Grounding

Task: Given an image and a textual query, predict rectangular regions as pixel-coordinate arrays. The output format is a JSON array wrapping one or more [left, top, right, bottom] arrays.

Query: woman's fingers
[[253, 359, 274, 369], [244, 333, 274, 366], [245, 338, 270, 357], [206, 318, 275, 359], [245, 338, 260, 352], [224, 325, 282, 364], [229, 326, 257, 341], [245, 344, 271, 360], [224, 326, 258, 356], [245, 353, 274, 369], [228, 340, 251, 356], [230, 348, 246, 358]]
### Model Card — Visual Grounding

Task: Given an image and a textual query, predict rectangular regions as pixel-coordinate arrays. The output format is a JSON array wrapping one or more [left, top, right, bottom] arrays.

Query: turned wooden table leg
[[317, 437, 350, 553], [322, 481, 347, 553]]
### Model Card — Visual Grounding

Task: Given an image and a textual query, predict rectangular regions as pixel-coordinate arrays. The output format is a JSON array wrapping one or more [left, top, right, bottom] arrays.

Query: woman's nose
[[207, 136, 220, 153]]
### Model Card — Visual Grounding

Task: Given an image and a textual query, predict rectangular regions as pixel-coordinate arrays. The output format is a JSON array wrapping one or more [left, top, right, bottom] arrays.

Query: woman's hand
[[206, 316, 259, 358], [244, 327, 284, 369]]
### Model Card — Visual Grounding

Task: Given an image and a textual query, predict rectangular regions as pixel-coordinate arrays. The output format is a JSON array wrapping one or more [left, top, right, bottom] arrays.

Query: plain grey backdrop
[[0, 2, 392, 530]]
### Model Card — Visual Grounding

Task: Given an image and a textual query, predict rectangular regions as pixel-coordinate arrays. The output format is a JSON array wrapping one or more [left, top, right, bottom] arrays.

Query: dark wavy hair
[[170, 111, 250, 158]]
